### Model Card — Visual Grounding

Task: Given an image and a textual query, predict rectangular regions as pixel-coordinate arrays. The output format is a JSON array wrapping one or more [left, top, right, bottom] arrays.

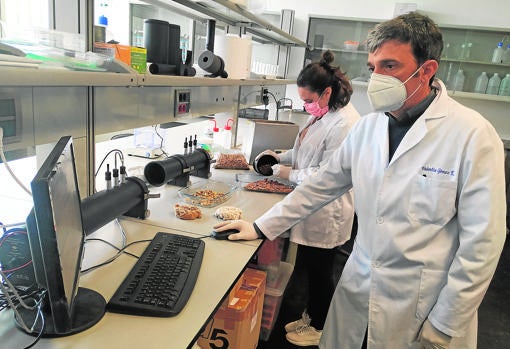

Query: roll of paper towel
[[215, 34, 252, 79]]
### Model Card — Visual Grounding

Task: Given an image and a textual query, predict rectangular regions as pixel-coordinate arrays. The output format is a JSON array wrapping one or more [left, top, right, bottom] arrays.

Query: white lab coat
[[264, 103, 360, 248], [255, 80, 506, 348]]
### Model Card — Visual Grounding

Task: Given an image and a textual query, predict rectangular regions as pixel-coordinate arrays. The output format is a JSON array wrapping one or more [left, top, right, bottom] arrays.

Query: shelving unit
[[140, 0, 307, 47], [304, 15, 510, 100]]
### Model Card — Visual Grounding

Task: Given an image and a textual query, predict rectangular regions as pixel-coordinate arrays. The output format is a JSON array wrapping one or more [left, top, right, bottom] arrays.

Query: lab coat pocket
[[408, 175, 457, 225], [416, 269, 447, 321]]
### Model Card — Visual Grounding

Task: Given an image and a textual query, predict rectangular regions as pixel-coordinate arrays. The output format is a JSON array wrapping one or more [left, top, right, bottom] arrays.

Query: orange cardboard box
[[198, 268, 266, 349]]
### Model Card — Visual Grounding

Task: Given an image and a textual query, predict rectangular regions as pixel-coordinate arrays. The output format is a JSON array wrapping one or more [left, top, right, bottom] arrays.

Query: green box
[[130, 47, 147, 73]]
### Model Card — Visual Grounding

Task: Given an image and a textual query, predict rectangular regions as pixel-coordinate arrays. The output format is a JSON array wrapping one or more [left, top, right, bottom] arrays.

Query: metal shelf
[[140, 0, 308, 47]]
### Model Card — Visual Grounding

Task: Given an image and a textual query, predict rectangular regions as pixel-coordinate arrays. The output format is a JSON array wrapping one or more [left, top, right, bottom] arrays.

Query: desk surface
[[0, 166, 284, 349]]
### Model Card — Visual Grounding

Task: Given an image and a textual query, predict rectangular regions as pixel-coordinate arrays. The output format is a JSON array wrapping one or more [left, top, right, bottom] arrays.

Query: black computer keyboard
[[107, 232, 205, 317]]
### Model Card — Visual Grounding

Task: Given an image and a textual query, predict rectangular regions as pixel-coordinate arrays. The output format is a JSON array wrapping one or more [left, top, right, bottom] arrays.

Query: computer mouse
[[211, 229, 240, 240]]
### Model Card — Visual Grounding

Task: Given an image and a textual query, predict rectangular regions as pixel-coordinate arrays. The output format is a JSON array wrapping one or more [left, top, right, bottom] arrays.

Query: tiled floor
[[259, 237, 510, 349]]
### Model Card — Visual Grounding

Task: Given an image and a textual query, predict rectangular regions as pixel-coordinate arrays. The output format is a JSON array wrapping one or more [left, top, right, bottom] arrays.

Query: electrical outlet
[[174, 89, 191, 117]]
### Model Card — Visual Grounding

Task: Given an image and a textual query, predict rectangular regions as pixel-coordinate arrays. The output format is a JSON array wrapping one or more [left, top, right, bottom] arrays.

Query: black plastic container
[[144, 19, 181, 66], [253, 154, 278, 176]]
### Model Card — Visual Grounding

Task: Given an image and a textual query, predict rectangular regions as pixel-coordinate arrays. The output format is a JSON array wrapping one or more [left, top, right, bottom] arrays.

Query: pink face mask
[[304, 91, 329, 117]]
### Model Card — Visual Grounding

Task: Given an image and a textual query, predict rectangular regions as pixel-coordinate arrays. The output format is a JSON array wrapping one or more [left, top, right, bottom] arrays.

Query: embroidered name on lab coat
[[422, 166, 455, 177]]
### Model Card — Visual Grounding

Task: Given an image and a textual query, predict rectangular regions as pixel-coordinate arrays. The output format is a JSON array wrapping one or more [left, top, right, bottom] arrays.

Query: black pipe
[[81, 177, 148, 236], [206, 19, 216, 52], [144, 149, 212, 187]]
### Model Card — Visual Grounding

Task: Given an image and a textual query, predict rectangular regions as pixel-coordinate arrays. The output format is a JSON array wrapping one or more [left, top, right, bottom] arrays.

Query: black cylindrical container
[[144, 155, 187, 186], [81, 177, 147, 235], [144, 19, 169, 64], [167, 23, 181, 66], [253, 154, 278, 176]]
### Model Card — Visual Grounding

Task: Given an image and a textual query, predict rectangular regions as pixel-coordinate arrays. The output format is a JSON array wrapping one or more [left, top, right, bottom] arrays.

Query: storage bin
[[198, 268, 266, 349], [252, 237, 285, 287], [259, 261, 294, 341]]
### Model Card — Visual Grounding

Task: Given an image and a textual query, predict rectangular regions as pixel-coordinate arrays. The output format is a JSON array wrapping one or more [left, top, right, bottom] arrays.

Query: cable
[[0, 228, 33, 273], [80, 238, 152, 274], [0, 127, 32, 196], [263, 89, 280, 120], [94, 149, 124, 177], [153, 124, 169, 158]]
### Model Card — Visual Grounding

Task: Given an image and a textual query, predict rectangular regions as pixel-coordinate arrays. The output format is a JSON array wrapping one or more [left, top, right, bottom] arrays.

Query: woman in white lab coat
[[215, 13, 506, 349], [255, 50, 360, 346]]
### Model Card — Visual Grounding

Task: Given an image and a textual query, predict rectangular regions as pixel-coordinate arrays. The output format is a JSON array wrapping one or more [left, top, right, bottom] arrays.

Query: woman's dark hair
[[296, 50, 353, 110]]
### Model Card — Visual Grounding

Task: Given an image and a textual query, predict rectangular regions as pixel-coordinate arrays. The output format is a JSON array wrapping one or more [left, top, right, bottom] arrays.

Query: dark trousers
[[288, 244, 339, 329]]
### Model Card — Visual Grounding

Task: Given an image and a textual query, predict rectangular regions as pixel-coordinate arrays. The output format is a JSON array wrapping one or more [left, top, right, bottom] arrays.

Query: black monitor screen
[[27, 136, 85, 332]]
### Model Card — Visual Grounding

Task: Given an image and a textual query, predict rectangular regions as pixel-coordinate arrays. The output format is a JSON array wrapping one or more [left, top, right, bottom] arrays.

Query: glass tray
[[178, 180, 235, 207]]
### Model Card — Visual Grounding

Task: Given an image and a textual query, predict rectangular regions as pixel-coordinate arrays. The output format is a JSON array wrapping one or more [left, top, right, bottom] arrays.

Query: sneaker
[[286, 325, 322, 346], [284, 312, 311, 333]]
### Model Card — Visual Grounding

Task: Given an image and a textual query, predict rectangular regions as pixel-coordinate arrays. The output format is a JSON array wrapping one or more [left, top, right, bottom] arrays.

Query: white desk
[[0, 167, 286, 349], [128, 168, 286, 244]]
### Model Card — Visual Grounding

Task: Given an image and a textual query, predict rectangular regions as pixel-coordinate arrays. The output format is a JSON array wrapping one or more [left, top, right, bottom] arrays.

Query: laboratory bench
[[0, 162, 288, 348]]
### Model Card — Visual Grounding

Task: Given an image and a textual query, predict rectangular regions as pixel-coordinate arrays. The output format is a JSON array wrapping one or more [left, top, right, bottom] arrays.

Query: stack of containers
[[252, 238, 286, 285], [259, 261, 294, 341], [197, 268, 266, 349], [249, 238, 295, 341]]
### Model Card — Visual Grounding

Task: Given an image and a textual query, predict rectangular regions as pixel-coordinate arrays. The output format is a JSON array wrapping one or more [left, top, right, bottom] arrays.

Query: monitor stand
[[15, 287, 106, 337]]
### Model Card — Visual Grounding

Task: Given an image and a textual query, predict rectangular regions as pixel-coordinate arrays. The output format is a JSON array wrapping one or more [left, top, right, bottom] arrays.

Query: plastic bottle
[[475, 72, 489, 93], [502, 44, 510, 64], [474, 72, 489, 94], [444, 63, 454, 89], [452, 69, 465, 91], [486, 73, 502, 95], [498, 74, 510, 96], [491, 42, 504, 63], [210, 119, 222, 154], [222, 118, 234, 149]]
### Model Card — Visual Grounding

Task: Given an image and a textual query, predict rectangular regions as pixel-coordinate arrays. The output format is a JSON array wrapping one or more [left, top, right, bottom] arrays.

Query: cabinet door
[[305, 17, 378, 82], [432, 27, 510, 94]]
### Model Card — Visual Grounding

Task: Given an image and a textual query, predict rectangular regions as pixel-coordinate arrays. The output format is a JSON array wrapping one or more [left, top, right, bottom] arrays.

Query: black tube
[[148, 63, 179, 75], [144, 155, 186, 187], [206, 19, 216, 52], [186, 148, 210, 172], [81, 178, 147, 235], [198, 50, 228, 78]]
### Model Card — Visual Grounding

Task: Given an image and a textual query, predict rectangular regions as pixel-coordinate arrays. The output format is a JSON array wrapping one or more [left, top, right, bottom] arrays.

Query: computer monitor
[[18, 136, 105, 336]]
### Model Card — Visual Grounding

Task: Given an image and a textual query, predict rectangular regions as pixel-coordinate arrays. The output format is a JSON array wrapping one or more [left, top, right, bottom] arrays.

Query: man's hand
[[213, 220, 260, 240], [418, 320, 451, 349]]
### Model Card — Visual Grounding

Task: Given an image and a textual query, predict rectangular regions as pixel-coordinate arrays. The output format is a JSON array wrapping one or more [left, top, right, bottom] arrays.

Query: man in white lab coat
[[214, 12, 506, 349]]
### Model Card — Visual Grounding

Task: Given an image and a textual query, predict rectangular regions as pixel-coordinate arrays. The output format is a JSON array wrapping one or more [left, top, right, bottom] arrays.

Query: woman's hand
[[271, 164, 292, 179], [213, 220, 260, 241], [255, 149, 280, 162]]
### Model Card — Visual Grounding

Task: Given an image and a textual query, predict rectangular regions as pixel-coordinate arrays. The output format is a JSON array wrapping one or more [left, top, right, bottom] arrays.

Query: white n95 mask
[[367, 65, 423, 112]]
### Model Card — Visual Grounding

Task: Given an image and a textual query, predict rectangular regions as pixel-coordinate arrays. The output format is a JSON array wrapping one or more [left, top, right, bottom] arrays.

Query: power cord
[[0, 268, 47, 348], [263, 89, 280, 120], [0, 127, 32, 196], [153, 124, 169, 158], [81, 219, 150, 274]]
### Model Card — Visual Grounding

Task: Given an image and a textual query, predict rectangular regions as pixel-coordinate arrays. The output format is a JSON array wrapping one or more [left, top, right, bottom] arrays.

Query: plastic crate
[[259, 261, 294, 341], [253, 237, 285, 287]]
